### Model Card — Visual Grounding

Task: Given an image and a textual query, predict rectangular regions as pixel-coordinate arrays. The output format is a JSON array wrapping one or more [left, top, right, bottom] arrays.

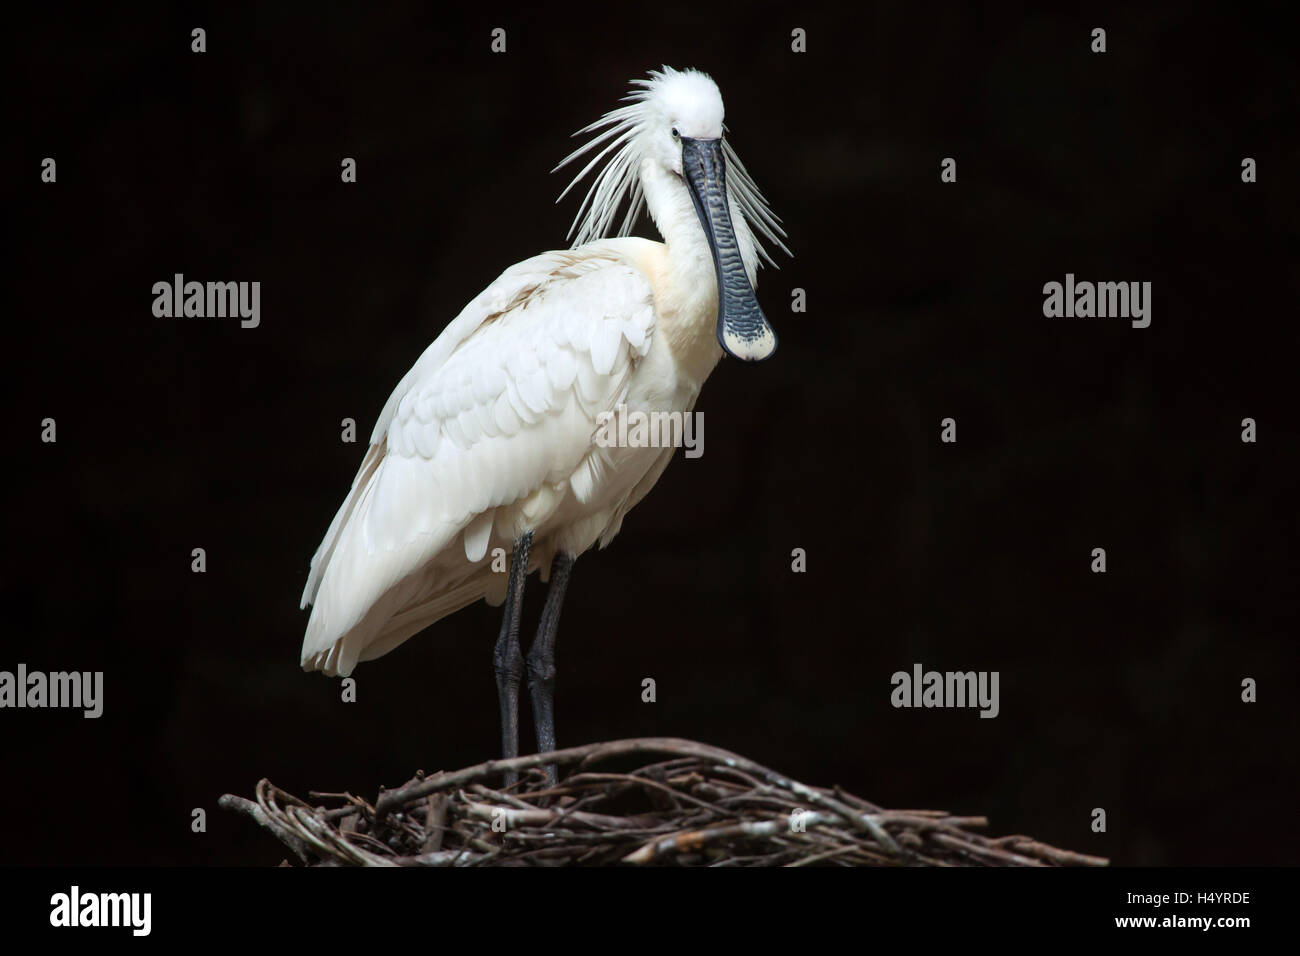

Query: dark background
[[6, 3, 1297, 865]]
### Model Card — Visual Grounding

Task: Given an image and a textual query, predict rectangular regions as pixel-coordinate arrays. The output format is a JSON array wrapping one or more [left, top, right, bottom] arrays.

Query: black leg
[[492, 531, 532, 786], [526, 552, 575, 785]]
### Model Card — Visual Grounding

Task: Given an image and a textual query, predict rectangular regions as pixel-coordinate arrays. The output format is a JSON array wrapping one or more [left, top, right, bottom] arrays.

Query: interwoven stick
[[220, 737, 1108, 867]]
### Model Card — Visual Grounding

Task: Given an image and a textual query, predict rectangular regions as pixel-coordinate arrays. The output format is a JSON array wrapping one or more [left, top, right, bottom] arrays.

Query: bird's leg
[[526, 552, 575, 785], [492, 531, 532, 787]]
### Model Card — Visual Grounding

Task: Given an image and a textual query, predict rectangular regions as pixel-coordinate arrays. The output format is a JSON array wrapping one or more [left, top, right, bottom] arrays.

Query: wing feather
[[301, 248, 656, 675]]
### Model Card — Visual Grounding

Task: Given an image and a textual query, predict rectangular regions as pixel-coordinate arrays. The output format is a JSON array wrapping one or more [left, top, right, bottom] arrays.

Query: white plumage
[[301, 66, 787, 681]]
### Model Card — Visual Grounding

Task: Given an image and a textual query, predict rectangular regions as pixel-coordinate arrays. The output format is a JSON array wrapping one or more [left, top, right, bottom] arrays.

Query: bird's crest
[[553, 66, 791, 267]]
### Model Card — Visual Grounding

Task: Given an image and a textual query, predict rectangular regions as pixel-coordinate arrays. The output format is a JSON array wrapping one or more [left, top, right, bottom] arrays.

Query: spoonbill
[[300, 66, 790, 781]]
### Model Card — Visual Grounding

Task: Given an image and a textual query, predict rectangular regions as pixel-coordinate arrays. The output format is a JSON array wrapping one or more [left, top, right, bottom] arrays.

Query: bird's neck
[[641, 159, 759, 385]]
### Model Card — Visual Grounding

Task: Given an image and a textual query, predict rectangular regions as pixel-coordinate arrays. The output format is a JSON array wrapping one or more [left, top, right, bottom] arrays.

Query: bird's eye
[[671, 127, 679, 139]]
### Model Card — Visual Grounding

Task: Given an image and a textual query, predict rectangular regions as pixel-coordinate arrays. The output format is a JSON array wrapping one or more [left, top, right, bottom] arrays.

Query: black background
[[7, 3, 1297, 865]]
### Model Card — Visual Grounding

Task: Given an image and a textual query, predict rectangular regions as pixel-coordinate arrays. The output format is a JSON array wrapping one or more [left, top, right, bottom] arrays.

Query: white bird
[[300, 66, 790, 780]]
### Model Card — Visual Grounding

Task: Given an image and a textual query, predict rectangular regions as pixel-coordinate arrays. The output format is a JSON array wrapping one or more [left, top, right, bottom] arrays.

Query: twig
[[221, 737, 1109, 868]]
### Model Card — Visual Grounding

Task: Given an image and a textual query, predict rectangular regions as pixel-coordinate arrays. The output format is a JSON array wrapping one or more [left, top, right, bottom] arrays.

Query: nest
[[219, 737, 1108, 867]]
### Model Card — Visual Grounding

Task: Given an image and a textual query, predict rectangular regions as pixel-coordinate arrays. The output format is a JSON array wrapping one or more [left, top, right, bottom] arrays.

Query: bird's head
[[555, 66, 790, 363], [639, 69, 724, 176]]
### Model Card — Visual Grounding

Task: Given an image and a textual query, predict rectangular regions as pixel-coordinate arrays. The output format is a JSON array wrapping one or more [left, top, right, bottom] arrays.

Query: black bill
[[680, 137, 777, 362]]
